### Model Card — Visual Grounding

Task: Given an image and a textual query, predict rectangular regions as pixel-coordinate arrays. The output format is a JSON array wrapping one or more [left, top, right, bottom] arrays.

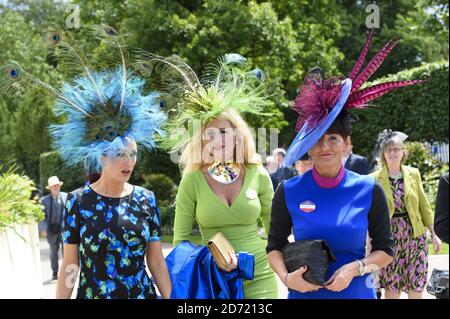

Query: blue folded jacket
[[164, 241, 255, 299]]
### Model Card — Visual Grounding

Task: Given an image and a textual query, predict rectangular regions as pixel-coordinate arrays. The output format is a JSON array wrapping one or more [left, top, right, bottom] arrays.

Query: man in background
[[344, 141, 370, 175], [270, 148, 295, 191], [39, 176, 68, 281]]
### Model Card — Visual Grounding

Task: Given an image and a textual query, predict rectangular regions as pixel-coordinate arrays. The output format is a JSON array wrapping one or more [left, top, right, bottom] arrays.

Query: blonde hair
[[180, 109, 261, 175], [380, 137, 408, 166]]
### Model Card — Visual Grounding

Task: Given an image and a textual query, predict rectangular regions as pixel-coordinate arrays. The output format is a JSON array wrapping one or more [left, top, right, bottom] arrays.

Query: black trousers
[[47, 232, 63, 276]]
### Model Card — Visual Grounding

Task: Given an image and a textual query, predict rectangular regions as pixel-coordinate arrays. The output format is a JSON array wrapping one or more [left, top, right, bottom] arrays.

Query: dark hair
[[326, 110, 351, 138], [30, 189, 42, 200], [299, 153, 310, 161], [87, 173, 101, 184]]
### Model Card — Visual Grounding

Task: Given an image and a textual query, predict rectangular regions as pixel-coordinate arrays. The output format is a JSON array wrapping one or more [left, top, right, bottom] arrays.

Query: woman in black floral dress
[[56, 139, 172, 299], [1, 25, 172, 299]]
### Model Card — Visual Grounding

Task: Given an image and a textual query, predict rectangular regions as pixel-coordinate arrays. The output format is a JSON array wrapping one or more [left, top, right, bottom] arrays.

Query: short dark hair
[[299, 153, 310, 161], [326, 110, 351, 138]]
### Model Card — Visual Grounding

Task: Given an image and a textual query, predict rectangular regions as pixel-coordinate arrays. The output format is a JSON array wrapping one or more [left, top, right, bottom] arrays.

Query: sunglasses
[[113, 150, 138, 160]]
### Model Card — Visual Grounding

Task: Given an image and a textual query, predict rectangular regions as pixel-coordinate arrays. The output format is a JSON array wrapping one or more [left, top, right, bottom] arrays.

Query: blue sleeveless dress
[[283, 169, 376, 299]]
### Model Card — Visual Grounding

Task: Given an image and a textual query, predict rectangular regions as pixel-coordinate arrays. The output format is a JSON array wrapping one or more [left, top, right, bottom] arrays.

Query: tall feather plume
[[343, 33, 424, 110], [136, 53, 271, 151], [348, 29, 373, 80], [0, 60, 91, 116], [203, 57, 230, 92], [351, 38, 400, 93], [203, 54, 247, 92], [2, 24, 168, 173], [291, 31, 424, 133], [90, 25, 130, 113], [345, 79, 425, 108], [43, 24, 106, 104], [133, 51, 205, 143], [135, 52, 201, 95]]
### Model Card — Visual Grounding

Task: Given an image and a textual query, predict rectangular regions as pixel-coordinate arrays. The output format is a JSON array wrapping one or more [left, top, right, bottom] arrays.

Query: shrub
[[404, 142, 449, 210], [141, 173, 177, 205], [141, 173, 178, 234], [0, 167, 44, 230]]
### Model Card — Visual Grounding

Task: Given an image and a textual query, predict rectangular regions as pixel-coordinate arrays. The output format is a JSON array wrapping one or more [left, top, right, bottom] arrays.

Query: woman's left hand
[[324, 261, 359, 292], [432, 233, 442, 253], [217, 252, 238, 272]]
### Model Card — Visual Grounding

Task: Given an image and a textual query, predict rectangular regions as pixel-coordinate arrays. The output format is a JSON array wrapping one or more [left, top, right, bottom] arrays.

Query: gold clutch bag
[[207, 232, 235, 269]]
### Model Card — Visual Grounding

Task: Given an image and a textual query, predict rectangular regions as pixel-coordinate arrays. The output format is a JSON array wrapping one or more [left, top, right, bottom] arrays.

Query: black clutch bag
[[282, 240, 336, 286]]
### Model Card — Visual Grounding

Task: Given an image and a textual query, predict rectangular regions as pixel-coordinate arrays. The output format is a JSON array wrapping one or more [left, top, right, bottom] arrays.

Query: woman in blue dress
[[266, 31, 423, 299]]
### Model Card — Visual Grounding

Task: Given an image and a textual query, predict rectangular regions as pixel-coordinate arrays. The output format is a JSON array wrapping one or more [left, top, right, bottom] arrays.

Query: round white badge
[[246, 189, 257, 200]]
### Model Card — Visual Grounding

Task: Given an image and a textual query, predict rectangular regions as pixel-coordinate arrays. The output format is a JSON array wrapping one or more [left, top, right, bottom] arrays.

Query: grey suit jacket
[[38, 192, 68, 233]]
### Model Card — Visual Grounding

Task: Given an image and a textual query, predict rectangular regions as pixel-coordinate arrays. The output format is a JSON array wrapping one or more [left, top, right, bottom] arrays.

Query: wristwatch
[[355, 259, 366, 276]]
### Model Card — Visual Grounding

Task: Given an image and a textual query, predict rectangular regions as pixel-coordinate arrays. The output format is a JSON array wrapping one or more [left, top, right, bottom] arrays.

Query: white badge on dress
[[246, 189, 257, 200], [299, 200, 316, 213]]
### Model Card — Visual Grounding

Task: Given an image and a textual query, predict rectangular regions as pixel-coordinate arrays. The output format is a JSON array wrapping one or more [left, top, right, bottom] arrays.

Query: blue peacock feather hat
[[1, 25, 167, 173]]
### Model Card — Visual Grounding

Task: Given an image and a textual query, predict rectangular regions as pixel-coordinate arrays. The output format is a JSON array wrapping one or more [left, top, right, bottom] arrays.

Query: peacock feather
[[49, 67, 167, 172], [1, 24, 167, 173]]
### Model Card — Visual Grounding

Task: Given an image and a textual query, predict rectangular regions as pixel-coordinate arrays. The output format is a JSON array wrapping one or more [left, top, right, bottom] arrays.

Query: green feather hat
[[136, 53, 271, 152]]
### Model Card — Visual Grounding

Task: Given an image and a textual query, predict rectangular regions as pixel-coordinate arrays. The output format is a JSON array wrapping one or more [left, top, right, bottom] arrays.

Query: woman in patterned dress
[[371, 130, 442, 299], [56, 138, 172, 299], [0, 24, 172, 299]]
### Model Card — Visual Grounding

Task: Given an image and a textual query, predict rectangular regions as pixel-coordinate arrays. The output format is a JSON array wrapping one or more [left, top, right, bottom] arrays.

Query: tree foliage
[[0, 0, 448, 187]]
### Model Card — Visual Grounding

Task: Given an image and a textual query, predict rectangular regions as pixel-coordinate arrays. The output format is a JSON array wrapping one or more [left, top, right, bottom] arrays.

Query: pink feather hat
[[284, 30, 424, 167]]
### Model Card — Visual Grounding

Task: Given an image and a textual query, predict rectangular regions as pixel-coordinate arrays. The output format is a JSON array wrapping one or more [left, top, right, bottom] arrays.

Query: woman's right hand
[[285, 266, 322, 293]]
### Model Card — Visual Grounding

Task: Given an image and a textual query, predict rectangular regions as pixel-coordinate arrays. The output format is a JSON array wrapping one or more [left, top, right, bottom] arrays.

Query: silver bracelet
[[356, 259, 366, 276]]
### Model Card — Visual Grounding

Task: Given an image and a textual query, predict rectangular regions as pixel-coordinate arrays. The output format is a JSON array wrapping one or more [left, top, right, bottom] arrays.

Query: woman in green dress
[[174, 109, 278, 298], [150, 53, 278, 298]]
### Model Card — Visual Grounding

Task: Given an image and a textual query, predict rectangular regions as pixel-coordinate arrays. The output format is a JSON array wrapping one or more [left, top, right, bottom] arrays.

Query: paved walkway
[[40, 239, 448, 299]]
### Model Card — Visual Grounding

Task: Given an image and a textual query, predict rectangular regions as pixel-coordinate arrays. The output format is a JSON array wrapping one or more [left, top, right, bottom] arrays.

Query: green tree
[[1, 0, 448, 184], [0, 8, 63, 180], [335, 0, 448, 77], [351, 61, 448, 159]]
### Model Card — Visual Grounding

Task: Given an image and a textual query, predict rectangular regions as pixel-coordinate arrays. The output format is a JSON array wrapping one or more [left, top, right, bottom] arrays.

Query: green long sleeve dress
[[173, 164, 278, 299]]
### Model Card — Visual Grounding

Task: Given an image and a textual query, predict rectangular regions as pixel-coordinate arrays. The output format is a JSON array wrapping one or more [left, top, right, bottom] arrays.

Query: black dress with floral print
[[62, 184, 162, 299]]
